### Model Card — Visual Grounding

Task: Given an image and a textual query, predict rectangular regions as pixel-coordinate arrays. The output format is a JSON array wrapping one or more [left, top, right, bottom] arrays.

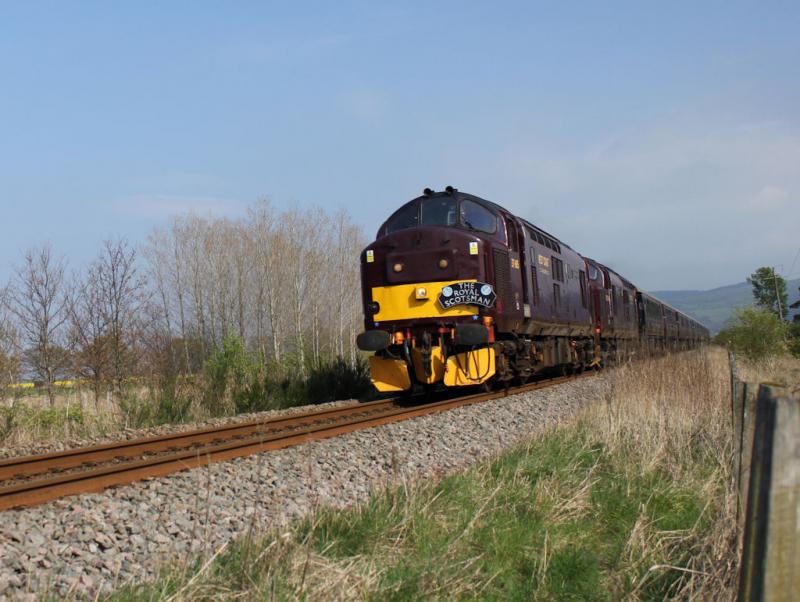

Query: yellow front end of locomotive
[[444, 348, 496, 386], [411, 346, 446, 384], [370, 280, 479, 322], [368, 356, 411, 392]]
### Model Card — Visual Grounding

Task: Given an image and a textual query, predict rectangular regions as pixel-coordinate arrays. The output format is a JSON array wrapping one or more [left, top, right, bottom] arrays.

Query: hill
[[652, 278, 800, 334]]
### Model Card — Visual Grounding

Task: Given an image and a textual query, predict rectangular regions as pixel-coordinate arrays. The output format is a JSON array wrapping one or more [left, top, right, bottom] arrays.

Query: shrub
[[788, 320, 800, 358], [33, 406, 84, 429], [203, 335, 259, 416], [714, 306, 786, 361], [305, 356, 372, 403], [118, 377, 193, 429]]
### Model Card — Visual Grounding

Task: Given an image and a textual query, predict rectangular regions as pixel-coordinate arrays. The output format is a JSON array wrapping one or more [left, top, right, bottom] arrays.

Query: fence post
[[738, 385, 800, 602], [738, 383, 760, 528]]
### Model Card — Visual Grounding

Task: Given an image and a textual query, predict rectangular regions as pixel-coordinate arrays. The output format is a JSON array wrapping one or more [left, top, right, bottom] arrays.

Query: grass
[[110, 347, 739, 601], [0, 357, 372, 448], [733, 354, 800, 397]]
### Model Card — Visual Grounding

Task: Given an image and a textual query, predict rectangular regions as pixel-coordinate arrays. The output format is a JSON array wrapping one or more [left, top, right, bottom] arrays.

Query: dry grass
[[734, 353, 800, 397], [585, 347, 739, 599], [113, 346, 741, 601]]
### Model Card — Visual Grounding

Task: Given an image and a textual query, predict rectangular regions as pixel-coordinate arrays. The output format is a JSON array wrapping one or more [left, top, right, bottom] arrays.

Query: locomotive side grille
[[492, 248, 513, 310]]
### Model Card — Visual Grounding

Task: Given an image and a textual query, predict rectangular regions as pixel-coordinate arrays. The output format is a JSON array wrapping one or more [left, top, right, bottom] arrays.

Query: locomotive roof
[[407, 190, 578, 254]]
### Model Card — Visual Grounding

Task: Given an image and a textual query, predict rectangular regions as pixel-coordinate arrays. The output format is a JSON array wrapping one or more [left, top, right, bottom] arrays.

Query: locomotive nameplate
[[438, 281, 496, 309]]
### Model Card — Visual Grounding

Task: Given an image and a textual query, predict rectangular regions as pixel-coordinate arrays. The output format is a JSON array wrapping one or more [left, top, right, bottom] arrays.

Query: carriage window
[[460, 200, 497, 234], [384, 203, 419, 233], [420, 197, 457, 227]]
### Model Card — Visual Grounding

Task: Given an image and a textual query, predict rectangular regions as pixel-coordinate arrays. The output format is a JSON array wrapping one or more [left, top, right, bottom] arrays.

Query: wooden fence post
[[738, 383, 760, 528], [738, 385, 800, 602]]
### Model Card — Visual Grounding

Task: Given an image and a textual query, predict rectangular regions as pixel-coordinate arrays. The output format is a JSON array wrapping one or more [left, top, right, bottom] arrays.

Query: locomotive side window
[[460, 200, 497, 234], [385, 203, 418, 233], [612, 285, 618, 315], [551, 257, 564, 282], [623, 289, 631, 320], [505, 218, 519, 252], [420, 197, 457, 227], [588, 264, 600, 281], [531, 265, 540, 305], [579, 270, 587, 308]]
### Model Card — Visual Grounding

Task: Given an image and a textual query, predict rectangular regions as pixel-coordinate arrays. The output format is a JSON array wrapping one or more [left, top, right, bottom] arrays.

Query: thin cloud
[[341, 86, 388, 126], [742, 185, 789, 213], [112, 195, 247, 219]]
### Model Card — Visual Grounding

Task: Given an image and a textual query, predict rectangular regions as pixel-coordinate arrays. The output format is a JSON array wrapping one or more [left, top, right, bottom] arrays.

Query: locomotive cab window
[[385, 203, 418, 234], [420, 197, 458, 227], [460, 200, 497, 234]]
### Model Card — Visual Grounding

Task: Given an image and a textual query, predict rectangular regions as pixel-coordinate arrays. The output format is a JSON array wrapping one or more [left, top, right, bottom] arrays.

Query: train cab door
[[502, 215, 525, 328]]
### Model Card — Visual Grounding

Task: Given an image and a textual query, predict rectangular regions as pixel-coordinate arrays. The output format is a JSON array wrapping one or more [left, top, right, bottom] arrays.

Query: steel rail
[[0, 398, 397, 481], [0, 373, 589, 511]]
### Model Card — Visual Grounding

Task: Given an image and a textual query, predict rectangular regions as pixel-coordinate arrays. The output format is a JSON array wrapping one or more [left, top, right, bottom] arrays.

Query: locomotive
[[356, 187, 709, 393]]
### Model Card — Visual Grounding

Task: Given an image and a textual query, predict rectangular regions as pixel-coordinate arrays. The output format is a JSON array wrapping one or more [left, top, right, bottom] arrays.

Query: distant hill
[[652, 278, 800, 334]]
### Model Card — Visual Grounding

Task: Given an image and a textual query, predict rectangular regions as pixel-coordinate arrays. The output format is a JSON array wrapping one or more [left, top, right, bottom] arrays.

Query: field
[[113, 347, 748, 601]]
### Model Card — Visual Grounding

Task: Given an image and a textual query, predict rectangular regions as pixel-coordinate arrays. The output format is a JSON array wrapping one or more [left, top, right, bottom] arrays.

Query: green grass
[[109, 350, 737, 601], [111, 423, 724, 601]]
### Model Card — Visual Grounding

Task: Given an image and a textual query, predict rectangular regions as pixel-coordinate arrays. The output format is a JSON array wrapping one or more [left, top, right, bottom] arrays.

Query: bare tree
[[7, 245, 69, 405], [66, 272, 110, 406], [95, 239, 148, 393]]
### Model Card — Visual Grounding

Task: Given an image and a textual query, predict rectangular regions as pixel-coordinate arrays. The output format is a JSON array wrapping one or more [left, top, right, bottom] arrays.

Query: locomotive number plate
[[438, 281, 497, 309]]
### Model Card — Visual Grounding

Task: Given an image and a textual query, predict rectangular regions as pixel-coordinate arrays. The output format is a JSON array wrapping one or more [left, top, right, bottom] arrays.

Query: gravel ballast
[[0, 375, 609, 598]]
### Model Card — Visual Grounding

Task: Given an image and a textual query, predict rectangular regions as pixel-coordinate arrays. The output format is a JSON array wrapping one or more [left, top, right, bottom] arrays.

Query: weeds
[[1, 335, 372, 445], [111, 347, 741, 601]]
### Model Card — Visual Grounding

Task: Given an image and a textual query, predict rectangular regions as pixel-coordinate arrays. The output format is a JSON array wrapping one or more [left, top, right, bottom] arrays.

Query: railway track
[[0, 373, 589, 511]]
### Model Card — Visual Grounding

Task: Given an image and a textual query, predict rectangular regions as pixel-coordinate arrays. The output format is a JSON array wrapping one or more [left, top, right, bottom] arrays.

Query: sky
[[1, 1, 798, 291]]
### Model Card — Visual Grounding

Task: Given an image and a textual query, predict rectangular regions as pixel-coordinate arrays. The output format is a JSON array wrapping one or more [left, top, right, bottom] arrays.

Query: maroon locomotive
[[357, 187, 708, 392]]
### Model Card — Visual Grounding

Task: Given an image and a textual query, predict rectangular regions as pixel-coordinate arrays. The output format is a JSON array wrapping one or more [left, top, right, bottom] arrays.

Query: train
[[356, 187, 709, 393]]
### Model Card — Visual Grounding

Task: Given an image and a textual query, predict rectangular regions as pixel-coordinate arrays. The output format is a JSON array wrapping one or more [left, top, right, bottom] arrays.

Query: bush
[[714, 306, 787, 361], [118, 377, 193, 429], [203, 335, 260, 416], [306, 356, 372, 403], [789, 320, 800, 358], [202, 336, 372, 415]]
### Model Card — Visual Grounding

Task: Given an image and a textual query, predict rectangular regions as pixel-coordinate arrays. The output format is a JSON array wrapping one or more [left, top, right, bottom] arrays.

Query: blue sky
[[1, 1, 798, 290]]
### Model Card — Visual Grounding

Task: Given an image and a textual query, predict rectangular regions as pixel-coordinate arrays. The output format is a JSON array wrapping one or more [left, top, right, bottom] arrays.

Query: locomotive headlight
[[415, 287, 428, 300], [438, 258, 449, 269], [393, 262, 404, 273]]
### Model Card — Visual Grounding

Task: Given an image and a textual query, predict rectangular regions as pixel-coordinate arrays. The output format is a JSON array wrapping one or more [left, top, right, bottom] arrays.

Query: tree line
[[0, 201, 367, 407]]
